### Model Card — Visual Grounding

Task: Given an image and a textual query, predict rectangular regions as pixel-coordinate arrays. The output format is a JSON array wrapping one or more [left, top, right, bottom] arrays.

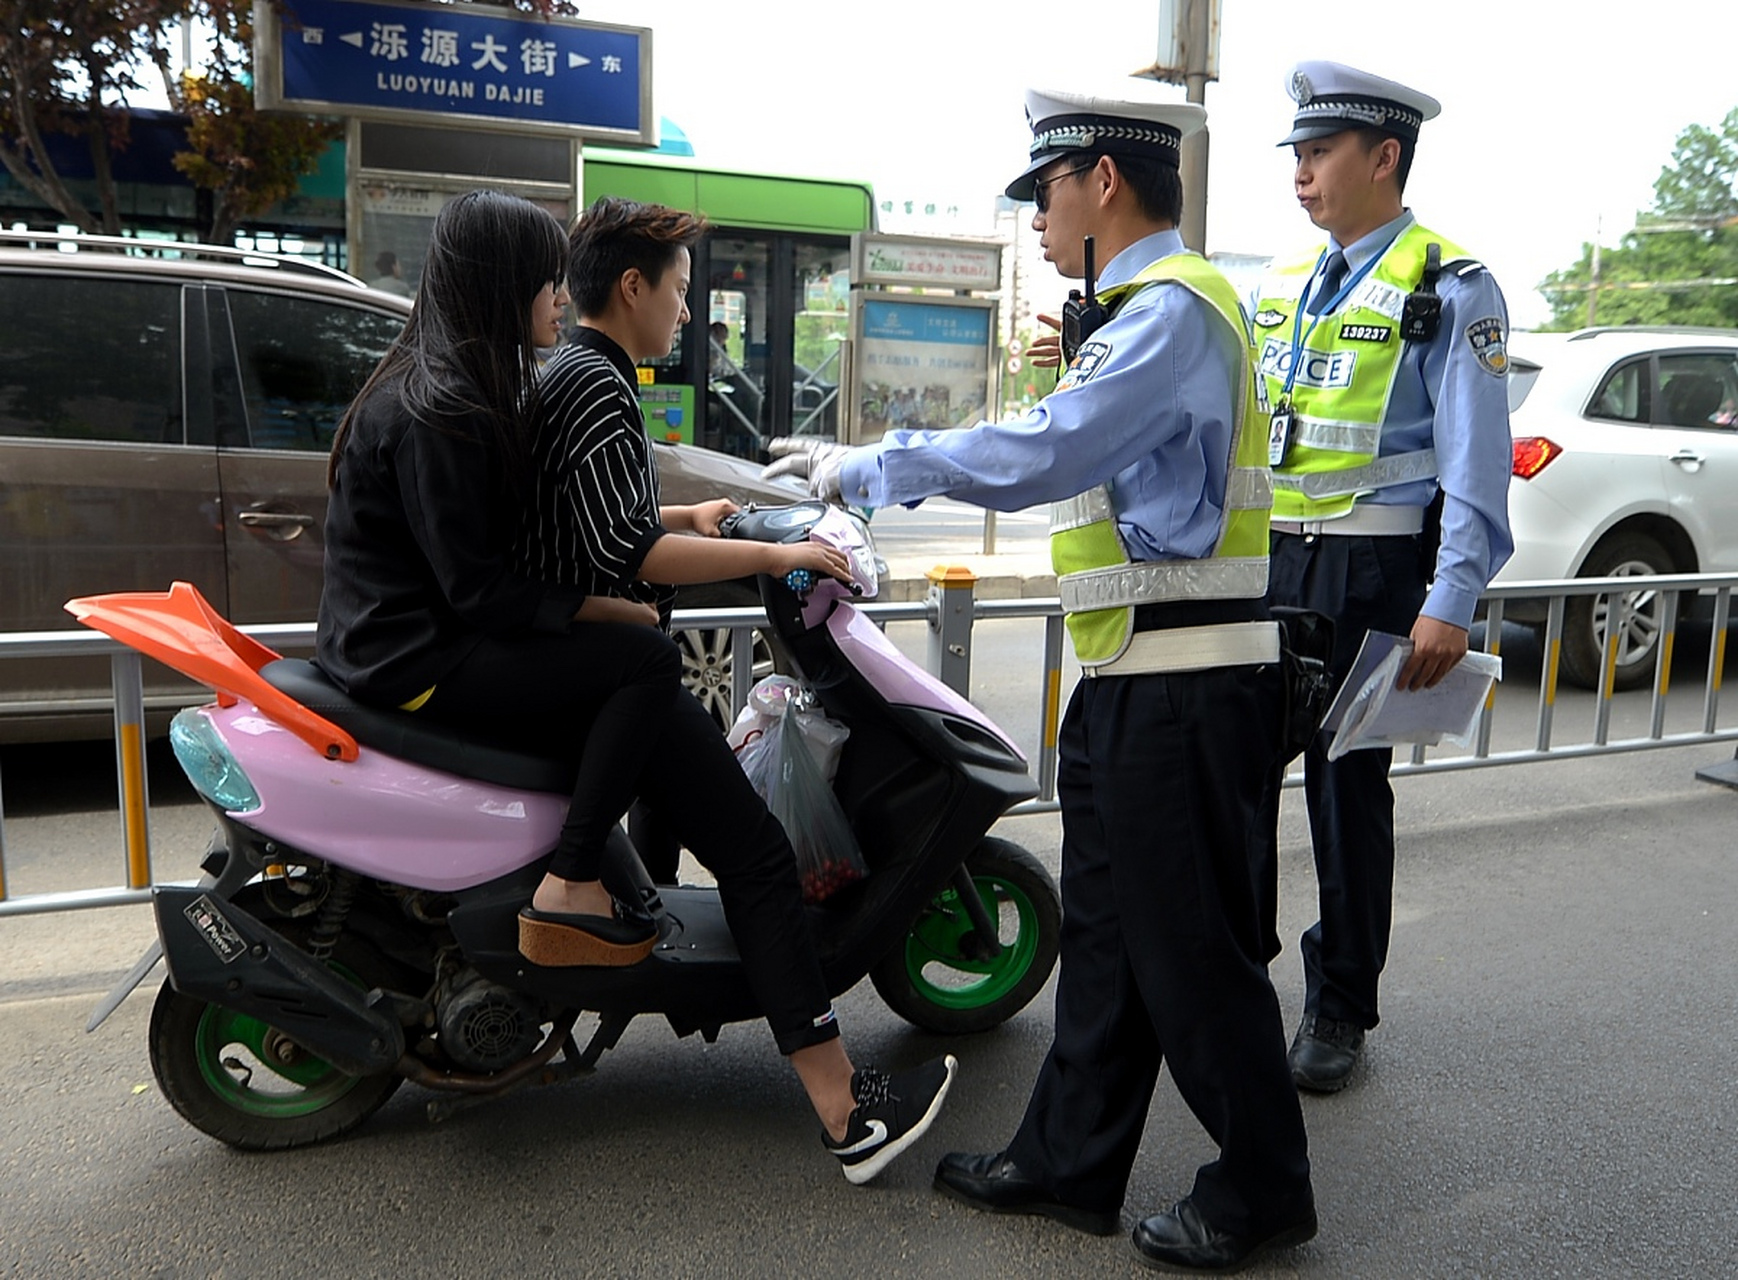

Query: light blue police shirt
[[1258, 210, 1515, 630], [837, 229, 1245, 563]]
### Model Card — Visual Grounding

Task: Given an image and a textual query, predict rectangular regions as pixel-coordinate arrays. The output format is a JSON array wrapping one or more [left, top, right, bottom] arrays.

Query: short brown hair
[[567, 197, 708, 316]]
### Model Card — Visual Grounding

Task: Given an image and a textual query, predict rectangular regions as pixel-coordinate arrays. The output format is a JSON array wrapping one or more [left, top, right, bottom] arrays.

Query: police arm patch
[[1464, 315, 1508, 377], [1056, 339, 1111, 390]]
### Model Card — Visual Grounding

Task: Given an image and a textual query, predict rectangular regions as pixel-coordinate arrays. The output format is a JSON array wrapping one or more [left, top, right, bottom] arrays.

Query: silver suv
[[0, 231, 802, 740]]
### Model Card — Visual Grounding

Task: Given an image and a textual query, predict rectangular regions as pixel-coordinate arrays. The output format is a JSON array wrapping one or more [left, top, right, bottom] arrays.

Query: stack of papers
[[1323, 631, 1502, 761]]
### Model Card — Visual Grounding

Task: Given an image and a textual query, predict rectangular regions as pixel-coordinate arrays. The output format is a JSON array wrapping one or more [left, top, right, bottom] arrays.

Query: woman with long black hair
[[319, 190, 745, 965]]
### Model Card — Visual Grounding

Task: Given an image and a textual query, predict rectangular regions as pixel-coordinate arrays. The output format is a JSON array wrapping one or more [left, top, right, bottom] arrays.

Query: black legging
[[421, 625, 838, 1053], [420, 623, 681, 883]]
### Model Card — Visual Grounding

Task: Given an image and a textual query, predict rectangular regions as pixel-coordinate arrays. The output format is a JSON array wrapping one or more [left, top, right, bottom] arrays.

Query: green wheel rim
[[900, 874, 1041, 1011], [190, 963, 366, 1118]]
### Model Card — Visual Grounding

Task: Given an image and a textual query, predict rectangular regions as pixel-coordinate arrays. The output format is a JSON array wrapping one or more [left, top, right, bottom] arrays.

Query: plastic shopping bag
[[731, 682, 867, 903], [727, 674, 849, 782]]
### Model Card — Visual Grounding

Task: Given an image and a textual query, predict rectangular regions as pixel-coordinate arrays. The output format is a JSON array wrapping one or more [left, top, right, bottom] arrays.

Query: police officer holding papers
[[767, 80, 1317, 1273], [1254, 62, 1514, 1093]]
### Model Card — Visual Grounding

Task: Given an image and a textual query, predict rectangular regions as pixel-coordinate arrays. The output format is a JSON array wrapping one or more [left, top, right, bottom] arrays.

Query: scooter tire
[[147, 923, 407, 1151], [870, 837, 1061, 1036]]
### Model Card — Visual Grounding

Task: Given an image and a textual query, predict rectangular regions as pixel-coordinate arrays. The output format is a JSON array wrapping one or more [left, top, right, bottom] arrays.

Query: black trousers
[[1007, 664, 1312, 1236], [423, 630, 837, 1054], [1263, 531, 1429, 1030], [424, 625, 682, 884]]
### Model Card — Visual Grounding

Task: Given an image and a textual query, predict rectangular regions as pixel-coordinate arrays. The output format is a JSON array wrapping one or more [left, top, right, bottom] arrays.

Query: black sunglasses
[[1033, 164, 1095, 213]]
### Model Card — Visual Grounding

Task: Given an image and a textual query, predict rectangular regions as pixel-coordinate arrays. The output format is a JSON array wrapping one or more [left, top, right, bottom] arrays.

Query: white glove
[[762, 437, 854, 503]]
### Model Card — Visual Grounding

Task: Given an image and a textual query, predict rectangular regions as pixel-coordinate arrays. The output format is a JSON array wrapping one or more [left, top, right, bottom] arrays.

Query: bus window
[[706, 238, 770, 456], [791, 243, 848, 440]]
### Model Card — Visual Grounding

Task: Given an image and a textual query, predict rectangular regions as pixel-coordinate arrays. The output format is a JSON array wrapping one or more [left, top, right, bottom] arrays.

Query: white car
[[1494, 327, 1738, 689]]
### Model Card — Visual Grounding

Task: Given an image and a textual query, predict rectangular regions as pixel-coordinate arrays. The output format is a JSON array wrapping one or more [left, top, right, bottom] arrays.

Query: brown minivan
[[0, 231, 804, 741]]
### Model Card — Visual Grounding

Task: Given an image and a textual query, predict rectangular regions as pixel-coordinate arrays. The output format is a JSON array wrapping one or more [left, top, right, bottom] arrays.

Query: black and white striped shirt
[[517, 327, 675, 620]]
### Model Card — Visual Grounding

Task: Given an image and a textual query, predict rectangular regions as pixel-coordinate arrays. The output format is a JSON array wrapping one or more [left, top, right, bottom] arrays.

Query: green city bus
[[583, 150, 876, 459]]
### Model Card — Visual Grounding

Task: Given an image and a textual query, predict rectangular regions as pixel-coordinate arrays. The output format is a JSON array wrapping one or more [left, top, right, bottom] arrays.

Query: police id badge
[[1268, 402, 1296, 466]]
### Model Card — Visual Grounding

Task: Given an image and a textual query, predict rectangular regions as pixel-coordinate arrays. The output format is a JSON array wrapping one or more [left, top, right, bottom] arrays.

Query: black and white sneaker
[[823, 1055, 958, 1185]]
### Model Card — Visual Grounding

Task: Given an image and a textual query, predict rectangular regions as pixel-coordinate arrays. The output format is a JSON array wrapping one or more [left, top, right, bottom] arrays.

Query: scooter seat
[[259, 659, 577, 794]]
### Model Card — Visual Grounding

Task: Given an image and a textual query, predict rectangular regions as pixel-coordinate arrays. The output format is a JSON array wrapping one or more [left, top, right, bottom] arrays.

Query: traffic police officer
[[767, 81, 1317, 1274], [1255, 61, 1514, 1092]]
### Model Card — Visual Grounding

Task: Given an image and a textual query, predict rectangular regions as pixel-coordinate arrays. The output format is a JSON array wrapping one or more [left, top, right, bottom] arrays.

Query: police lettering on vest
[[1253, 223, 1468, 521]]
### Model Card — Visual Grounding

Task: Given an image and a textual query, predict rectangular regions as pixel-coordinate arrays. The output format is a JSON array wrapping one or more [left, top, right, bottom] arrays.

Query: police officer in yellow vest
[[766, 81, 1316, 1275], [1254, 62, 1514, 1093]]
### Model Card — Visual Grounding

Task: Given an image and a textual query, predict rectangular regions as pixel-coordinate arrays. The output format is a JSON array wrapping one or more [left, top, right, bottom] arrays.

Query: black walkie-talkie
[[1060, 235, 1108, 368], [1400, 242, 1444, 342]]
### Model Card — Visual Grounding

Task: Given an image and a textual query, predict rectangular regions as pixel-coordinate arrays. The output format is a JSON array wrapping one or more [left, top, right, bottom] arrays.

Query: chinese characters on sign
[[855, 298, 996, 443], [852, 235, 1003, 291], [263, 0, 650, 140]]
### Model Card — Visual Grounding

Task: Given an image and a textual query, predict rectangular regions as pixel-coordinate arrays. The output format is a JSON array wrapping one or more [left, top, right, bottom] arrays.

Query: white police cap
[[1007, 83, 1205, 202], [1278, 60, 1440, 146]]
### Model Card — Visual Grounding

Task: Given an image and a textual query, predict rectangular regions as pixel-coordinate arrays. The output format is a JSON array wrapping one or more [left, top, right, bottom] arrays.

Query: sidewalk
[[865, 501, 1058, 603]]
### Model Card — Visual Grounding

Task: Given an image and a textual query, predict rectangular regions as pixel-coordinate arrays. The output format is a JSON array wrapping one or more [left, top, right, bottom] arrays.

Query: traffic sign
[[256, 0, 654, 143]]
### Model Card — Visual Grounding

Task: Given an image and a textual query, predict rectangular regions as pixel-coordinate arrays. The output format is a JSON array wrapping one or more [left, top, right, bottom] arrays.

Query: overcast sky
[[587, 0, 1738, 328]]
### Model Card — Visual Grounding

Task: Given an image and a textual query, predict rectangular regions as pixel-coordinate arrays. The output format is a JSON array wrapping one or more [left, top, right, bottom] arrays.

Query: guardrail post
[[731, 625, 755, 722], [1695, 587, 1737, 789], [110, 651, 154, 890], [0, 757, 9, 902], [926, 566, 977, 698], [1037, 614, 1065, 802]]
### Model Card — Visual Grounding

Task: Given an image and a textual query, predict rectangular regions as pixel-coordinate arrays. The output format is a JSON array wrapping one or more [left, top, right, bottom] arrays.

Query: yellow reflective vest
[[1049, 253, 1271, 665], [1254, 223, 1469, 520]]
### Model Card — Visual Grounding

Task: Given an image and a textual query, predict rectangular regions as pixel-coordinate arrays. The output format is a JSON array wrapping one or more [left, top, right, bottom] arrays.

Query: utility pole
[[1134, 0, 1220, 254]]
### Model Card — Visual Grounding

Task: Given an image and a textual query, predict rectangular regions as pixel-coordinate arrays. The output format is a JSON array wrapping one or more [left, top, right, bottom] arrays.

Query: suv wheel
[[671, 581, 788, 729], [1559, 532, 1673, 692]]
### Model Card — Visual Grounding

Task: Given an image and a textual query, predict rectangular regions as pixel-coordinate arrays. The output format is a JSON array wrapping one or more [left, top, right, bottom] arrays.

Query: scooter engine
[[435, 969, 546, 1073]]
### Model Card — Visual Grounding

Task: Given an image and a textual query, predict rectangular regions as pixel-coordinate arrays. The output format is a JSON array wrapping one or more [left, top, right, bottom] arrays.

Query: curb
[[878, 570, 1059, 603]]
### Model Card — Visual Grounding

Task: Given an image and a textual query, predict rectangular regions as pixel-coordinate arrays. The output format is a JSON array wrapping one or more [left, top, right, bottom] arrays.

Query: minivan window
[[226, 290, 405, 452], [0, 273, 182, 443]]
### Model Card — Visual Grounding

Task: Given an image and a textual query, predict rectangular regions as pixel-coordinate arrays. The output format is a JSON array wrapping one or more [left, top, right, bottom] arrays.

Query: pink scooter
[[76, 502, 1059, 1149]]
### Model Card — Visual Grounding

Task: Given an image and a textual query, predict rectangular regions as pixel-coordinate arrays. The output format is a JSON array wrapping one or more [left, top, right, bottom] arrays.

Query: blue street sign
[[262, 0, 651, 141]]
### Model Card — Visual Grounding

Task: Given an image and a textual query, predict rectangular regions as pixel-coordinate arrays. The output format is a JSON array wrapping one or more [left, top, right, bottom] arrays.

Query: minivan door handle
[[1668, 448, 1705, 472], [236, 510, 315, 539]]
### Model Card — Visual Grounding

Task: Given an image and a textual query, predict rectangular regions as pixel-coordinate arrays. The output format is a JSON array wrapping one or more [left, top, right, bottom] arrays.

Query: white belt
[[1080, 621, 1281, 679], [1272, 505, 1424, 538]]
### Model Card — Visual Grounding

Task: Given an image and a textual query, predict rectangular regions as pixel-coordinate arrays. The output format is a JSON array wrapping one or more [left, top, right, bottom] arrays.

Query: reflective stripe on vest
[[1048, 253, 1271, 665], [1255, 224, 1469, 520]]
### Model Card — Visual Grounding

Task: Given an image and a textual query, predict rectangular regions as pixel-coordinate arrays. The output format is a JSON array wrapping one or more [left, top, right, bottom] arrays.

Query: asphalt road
[[3, 574, 1738, 1276]]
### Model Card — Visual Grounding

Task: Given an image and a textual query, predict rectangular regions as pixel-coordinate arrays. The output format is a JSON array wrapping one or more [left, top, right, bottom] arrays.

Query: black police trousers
[[1263, 530, 1430, 1031], [1007, 662, 1313, 1236]]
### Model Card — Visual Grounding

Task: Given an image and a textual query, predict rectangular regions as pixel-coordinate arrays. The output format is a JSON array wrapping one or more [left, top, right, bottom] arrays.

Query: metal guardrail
[[2, 570, 1735, 917]]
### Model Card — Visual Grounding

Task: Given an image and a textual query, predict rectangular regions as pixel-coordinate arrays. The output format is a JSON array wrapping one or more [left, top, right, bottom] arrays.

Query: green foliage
[[1540, 107, 1738, 330]]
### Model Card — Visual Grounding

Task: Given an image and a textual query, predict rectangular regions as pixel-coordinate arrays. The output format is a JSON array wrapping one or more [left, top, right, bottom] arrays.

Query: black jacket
[[315, 377, 586, 705]]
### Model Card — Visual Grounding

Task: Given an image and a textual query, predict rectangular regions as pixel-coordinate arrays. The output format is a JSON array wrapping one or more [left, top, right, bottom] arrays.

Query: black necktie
[[1307, 251, 1347, 316]]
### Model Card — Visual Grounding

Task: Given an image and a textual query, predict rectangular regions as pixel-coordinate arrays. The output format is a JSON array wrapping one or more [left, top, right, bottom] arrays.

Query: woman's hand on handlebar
[[684, 498, 739, 538], [660, 498, 740, 537], [767, 540, 852, 584], [574, 595, 661, 627]]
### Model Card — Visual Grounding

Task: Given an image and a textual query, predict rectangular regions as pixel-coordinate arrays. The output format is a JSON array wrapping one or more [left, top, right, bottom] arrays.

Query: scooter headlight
[[169, 708, 261, 813]]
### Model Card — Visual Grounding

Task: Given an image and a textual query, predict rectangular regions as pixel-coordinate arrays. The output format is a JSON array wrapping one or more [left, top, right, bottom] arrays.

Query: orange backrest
[[65, 582, 358, 761]]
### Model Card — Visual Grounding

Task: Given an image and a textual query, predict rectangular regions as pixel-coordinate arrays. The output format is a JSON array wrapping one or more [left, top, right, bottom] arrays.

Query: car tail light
[[1511, 436, 1562, 479]]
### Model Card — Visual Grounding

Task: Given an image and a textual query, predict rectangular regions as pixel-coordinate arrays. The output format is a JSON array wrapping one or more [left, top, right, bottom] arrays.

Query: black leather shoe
[[1131, 1196, 1317, 1273], [1288, 1012, 1365, 1093], [934, 1151, 1120, 1236]]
